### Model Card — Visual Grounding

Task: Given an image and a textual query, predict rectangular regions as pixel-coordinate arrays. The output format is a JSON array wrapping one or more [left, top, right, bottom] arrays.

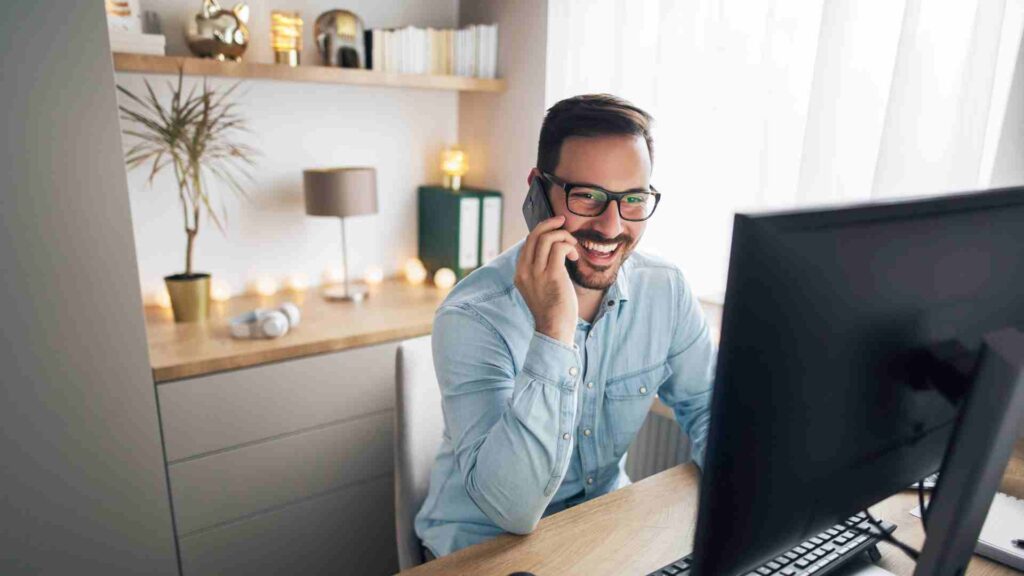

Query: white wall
[[991, 12, 1024, 188], [0, 3, 177, 573], [123, 0, 459, 299], [458, 0, 549, 249]]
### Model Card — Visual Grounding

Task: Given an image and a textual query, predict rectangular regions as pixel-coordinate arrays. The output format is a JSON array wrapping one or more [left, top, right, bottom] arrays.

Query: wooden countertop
[[144, 280, 447, 383], [402, 441, 1024, 576]]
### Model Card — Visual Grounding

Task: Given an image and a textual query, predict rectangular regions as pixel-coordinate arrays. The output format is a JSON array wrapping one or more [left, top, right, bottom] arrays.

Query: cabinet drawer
[[158, 342, 399, 462], [179, 475, 397, 576], [170, 411, 393, 535]]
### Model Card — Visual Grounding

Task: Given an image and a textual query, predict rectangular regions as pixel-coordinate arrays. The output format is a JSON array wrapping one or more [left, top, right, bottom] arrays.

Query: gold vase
[[165, 273, 211, 322]]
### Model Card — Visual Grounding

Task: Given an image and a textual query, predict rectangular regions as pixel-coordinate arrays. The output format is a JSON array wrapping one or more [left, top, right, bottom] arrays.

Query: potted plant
[[118, 70, 256, 321]]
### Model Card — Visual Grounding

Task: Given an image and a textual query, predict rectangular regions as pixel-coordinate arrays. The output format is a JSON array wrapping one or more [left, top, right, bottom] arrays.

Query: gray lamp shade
[[304, 167, 378, 217]]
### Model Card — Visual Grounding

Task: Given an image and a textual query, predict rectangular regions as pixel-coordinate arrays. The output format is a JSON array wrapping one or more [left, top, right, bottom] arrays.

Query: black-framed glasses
[[538, 171, 661, 221]]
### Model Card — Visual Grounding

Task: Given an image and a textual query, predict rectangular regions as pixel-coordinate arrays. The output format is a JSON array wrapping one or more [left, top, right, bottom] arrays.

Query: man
[[415, 94, 715, 558]]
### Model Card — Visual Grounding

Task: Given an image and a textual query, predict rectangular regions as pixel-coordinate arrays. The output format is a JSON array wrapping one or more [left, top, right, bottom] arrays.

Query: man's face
[[534, 134, 651, 291]]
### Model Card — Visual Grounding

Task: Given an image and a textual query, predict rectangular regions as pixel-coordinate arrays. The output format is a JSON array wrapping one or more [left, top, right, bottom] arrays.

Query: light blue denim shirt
[[414, 241, 715, 557]]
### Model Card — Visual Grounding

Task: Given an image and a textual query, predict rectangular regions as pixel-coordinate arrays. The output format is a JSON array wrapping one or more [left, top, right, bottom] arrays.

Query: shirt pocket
[[603, 362, 673, 458]]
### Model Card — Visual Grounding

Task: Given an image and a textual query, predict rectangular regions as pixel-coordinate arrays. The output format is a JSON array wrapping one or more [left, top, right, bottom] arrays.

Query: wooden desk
[[402, 441, 1024, 576], [144, 280, 446, 382]]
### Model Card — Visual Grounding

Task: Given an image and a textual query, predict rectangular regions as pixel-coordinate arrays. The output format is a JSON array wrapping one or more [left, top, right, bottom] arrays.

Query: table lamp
[[304, 167, 378, 302], [441, 146, 468, 191]]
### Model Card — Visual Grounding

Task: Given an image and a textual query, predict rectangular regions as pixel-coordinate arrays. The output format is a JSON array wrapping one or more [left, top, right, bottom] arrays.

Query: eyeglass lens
[[567, 187, 656, 220]]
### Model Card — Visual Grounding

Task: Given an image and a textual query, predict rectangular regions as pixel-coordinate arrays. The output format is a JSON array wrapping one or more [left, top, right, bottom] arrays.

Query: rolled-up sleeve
[[657, 272, 716, 469], [432, 305, 582, 534]]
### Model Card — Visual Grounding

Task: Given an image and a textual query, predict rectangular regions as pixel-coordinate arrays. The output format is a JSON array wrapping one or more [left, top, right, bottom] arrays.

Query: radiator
[[625, 408, 691, 481]]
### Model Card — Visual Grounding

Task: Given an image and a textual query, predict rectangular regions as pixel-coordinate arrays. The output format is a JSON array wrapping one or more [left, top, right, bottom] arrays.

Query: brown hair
[[537, 94, 654, 174]]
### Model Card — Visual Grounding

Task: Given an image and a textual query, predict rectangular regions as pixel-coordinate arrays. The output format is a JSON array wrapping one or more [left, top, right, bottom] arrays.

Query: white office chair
[[394, 336, 444, 570]]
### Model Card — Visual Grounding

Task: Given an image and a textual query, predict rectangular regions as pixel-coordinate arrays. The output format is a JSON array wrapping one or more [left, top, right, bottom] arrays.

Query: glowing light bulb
[[364, 266, 384, 286], [211, 279, 232, 302], [322, 266, 345, 285], [404, 258, 427, 285], [441, 146, 469, 190], [154, 287, 172, 309], [434, 268, 457, 290], [286, 273, 310, 292], [253, 276, 279, 297]]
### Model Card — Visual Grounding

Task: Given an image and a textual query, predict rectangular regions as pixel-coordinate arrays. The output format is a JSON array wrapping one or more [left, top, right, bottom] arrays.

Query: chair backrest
[[394, 336, 444, 569]]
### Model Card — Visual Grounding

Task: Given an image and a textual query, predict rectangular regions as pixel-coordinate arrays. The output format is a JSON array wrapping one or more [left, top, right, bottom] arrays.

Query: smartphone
[[522, 177, 554, 231]]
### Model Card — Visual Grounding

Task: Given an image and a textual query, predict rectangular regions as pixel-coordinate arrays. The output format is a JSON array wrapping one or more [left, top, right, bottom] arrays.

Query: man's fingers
[[533, 231, 577, 275], [522, 215, 565, 266], [547, 241, 580, 274]]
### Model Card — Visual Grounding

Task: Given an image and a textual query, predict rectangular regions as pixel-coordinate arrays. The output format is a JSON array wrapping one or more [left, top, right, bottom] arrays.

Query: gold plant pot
[[165, 273, 211, 323]]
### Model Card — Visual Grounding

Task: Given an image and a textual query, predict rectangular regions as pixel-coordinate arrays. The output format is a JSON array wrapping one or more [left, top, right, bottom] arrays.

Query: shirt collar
[[607, 258, 631, 303]]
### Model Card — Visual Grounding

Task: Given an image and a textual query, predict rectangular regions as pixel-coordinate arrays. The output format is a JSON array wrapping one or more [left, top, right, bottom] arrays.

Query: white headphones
[[229, 302, 301, 339]]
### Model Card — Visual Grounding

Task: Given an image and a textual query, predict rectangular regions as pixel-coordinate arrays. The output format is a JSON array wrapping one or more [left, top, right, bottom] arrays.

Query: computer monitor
[[691, 187, 1024, 576]]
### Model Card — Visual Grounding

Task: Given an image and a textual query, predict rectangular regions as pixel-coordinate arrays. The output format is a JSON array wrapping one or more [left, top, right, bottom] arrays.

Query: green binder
[[418, 186, 503, 281]]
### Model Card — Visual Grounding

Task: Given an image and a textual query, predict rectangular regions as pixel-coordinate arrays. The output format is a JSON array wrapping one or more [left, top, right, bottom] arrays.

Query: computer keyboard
[[648, 512, 897, 576]]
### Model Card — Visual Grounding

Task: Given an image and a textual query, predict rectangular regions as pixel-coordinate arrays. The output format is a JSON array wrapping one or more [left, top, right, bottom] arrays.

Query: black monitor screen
[[691, 187, 1024, 576]]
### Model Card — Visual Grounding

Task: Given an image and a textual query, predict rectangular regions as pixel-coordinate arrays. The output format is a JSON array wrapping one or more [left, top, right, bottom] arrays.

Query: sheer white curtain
[[546, 0, 1024, 297]]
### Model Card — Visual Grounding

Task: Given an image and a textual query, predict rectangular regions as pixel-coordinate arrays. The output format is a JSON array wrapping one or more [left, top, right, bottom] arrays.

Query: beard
[[565, 229, 637, 291]]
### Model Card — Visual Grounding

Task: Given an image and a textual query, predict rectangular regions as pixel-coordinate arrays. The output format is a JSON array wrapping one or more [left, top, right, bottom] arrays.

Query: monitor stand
[[914, 327, 1024, 575]]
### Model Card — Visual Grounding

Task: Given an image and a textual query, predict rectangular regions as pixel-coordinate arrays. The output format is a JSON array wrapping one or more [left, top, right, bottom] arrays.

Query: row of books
[[365, 24, 498, 79], [108, 30, 166, 55]]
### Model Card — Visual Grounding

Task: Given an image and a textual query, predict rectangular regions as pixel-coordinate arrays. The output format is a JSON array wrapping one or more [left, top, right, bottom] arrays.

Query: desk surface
[[144, 280, 446, 382], [402, 441, 1024, 576]]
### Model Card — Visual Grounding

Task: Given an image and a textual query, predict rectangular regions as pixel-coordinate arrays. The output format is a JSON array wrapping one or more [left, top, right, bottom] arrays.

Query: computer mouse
[[507, 572, 536, 576]]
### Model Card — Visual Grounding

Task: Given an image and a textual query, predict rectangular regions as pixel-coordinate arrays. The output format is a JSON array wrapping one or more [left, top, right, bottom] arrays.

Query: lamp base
[[322, 284, 368, 302]]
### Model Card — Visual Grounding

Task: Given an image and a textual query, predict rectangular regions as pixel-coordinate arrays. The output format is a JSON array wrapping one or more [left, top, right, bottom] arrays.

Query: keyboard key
[[795, 559, 810, 569], [767, 561, 781, 570], [809, 536, 824, 546], [662, 566, 681, 575], [794, 544, 809, 554], [785, 551, 800, 561], [826, 528, 840, 536], [780, 568, 798, 576], [756, 567, 772, 575], [775, 555, 791, 565]]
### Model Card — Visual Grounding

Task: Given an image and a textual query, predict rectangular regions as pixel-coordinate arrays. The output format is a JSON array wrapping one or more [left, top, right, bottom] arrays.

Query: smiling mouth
[[578, 238, 622, 266]]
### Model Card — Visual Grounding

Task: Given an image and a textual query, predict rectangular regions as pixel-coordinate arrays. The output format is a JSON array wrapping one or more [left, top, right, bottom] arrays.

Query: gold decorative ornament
[[314, 10, 366, 68], [186, 0, 250, 62], [271, 10, 303, 66]]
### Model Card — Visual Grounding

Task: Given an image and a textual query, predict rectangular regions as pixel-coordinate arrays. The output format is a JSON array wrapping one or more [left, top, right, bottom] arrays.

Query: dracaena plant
[[117, 69, 256, 276]]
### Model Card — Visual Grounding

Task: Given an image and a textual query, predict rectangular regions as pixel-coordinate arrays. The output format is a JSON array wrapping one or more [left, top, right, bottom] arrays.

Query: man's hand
[[515, 215, 580, 345]]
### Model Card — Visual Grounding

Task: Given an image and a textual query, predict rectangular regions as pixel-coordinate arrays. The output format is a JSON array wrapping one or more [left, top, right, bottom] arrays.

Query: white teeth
[[582, 240, 618, 254]]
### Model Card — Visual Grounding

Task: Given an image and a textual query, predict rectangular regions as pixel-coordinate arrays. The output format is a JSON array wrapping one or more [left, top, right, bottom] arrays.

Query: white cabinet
[[156, 342, 401, 576]]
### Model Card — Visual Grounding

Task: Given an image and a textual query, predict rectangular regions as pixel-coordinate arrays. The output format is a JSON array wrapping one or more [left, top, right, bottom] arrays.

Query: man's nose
[[591, 200, 623, 238]]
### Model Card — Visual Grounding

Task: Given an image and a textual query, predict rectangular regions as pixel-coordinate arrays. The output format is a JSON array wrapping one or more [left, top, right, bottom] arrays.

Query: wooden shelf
[[113, 53, 506, 93], [144, 280, 446, 383]]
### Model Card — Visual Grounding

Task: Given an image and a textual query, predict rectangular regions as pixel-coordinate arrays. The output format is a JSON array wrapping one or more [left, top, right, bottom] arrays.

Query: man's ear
[[527, 167, 542, 187]]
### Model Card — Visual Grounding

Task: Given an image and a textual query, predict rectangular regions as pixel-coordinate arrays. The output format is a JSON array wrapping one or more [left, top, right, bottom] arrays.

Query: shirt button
[[639, 386, 648, 394], [568, 366, 579, 377], [562, 432, 571, 440], [586, 381, 594, 389], [583, 428, 592, 436], [587, 477, 594, 485], [607, 300, 615, 307]]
